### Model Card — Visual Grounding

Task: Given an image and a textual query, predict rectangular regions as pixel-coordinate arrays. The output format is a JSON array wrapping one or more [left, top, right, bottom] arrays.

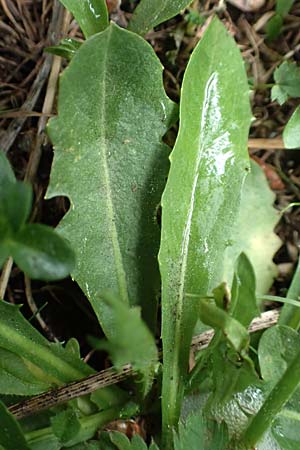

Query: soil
[[1, 0, 300, 369]]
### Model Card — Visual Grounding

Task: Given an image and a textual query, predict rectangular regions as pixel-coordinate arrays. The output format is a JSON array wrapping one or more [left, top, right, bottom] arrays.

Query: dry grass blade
[[9, 309, 280, 419]]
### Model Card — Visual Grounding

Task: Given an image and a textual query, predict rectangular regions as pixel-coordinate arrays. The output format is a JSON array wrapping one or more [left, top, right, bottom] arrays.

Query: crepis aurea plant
[[1, 1, 300, 449]]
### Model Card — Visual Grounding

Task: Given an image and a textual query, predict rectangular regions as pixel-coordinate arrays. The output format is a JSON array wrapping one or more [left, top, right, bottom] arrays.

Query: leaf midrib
[[99, 26, 129, 305]]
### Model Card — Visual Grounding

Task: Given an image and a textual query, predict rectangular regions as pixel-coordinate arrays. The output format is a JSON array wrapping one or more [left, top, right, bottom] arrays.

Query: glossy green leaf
[[174, 412, 229, 450], [272, 62, 300, 105], [0, 347, 49, 395], [51, 409, 81, 444], [45, 38, 82, 61], [279, 257, 300, 329], [159, 17, 251, 440], [11, 223, 75, 281], [222, 161, 281, 295], [47, 23, 176, 337], [0, 400, 30, 450], [59, 0, 108, 38], [283, 105, 300, 149], [128, 0, 193, 35], [89, 292, 158, 395], [230, 253, 260, 328], [0, 300, 93, 389]]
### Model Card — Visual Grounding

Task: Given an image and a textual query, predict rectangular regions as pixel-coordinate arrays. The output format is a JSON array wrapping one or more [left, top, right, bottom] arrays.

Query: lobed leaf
[[271, 62, 300, 105], [174, 411, 229, 450], [59, 0, 108, 38], [159, 17, 251, 439], [128, 0, 193, 35], [47, 23, 176, 337], [222, 160, 282, 295], [89, 292, 158, 396], [51, 409, 81, 444]]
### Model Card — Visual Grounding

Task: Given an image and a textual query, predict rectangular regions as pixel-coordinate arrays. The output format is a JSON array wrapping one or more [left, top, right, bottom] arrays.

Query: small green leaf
[[283, 105, 300, 149], [109, 432, 156, 450], [128, 0, 193, 35], [89, 292, 158, 396], [11, 223, 75, 281], [59, 0, 108, 38], [276, 0, 295, 16], [230, 253, 260, 328], [109, 432, 132, 450], [0, 400, 30, 450], [272, 62, 300, 105], [45, 38, 82, 60], [266, 13, 283, 40], [198, 299, 249, 354], [0, 300, 93, 389], [174, 412, 229, 450], [51, 409, 81, 444], [0, 181, 32, 233]]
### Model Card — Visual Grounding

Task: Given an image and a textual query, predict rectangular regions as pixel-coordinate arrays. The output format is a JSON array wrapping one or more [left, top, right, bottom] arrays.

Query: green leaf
[[199, 299, 249, 354], [0, 300, 93, 390], [128, 0, 193, 35], [59, 0, 108, 38], [109, 432, 157, 450], [0, 347, 49, 395], [230, 253, 260, 328], [0, 400, 30, 450], [0, 181, 32, 233], [283, 105, 300, 149], [266, 13, 283, 40], [258, 325, 300, 387], [47, 23, 176, 337], [222, 160, 281, 295], [174, 412, 229, 450], [51, 409, 81, 444], [0, 152, 16, 187], [45, 38, 82, 61], [159, 17, 251, 440], [272, 62, 300, 105], [11, 223, 76, 281], [89, 292, 158, 396], [276, 0, 295, 16], [279, 257, 300, 329]]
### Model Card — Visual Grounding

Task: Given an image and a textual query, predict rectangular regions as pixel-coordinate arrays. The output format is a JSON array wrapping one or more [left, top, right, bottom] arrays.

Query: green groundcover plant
[[1, 1, 300, 449]]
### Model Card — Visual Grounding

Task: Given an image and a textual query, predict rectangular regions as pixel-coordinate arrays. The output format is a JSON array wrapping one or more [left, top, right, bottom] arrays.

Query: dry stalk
[[9, 308, 280, 420]]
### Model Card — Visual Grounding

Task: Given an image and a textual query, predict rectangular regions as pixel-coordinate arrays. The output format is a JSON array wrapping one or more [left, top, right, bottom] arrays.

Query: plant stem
[[240, 348, 300, 448]]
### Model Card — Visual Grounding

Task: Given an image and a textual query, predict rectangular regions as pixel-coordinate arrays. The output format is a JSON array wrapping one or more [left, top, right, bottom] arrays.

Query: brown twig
[[248, 137, 285, 149], [9, 308, 280, 420], [0, 257, 13, 299]]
